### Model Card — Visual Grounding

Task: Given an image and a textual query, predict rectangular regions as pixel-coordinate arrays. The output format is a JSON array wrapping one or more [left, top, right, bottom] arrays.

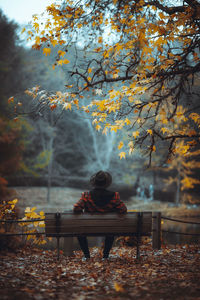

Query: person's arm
[[113, 192, 127, 213], [73, 192, 86, 213]]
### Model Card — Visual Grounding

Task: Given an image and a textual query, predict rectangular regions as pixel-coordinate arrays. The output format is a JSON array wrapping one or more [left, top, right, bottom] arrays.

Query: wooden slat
[[45, 220, 152, 228], [45, 212, 152, 236], [45, 212, 152, 219], [45, 212, 152, 222], [45, 222, 152, 230], [45, 225, 151, 234], [46, 232, 151, 237]]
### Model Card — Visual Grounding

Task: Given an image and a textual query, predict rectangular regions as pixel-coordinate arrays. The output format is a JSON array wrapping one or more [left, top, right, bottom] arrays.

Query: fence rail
[[0, 218, 45, 237], [162, 216, 200, 225], [162, 230, 200, 236], [0, 218, 44, 223], [0, 232, 45, 236]]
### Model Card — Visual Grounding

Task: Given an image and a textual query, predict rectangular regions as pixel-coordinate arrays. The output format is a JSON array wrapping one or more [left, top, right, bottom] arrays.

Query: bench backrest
[[45, 212, 152, 237]]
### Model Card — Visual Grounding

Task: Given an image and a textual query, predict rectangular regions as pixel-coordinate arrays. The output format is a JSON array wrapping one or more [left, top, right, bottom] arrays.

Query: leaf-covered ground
[[0, 243, 200, 300]]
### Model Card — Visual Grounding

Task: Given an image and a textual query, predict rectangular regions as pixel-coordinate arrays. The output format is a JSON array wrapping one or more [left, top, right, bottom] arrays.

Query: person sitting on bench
[[73, 170, 127, 259]]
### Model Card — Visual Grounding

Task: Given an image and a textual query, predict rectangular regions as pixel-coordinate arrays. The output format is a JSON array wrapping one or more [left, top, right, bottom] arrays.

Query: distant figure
[[136, 185, 145, 199], [136, 186, 141, 198], [73, 170, 127, 259], [149, 184, 154, 201]]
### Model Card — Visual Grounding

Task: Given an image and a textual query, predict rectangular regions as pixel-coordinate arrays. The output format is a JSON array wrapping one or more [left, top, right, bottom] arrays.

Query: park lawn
[[0, 243, 199, 300]]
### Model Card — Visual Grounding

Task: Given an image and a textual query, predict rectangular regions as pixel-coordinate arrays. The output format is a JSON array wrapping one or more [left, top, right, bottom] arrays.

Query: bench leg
[[57, 237, 60, 260], [136, 236, 140, 259]]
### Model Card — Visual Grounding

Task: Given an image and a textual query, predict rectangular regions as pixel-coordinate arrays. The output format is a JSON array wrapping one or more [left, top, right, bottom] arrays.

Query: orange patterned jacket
[[73, 191, 127, 214]]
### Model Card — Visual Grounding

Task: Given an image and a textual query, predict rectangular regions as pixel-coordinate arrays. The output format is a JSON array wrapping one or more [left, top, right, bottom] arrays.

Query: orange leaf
[[8, 96, 14, 104]]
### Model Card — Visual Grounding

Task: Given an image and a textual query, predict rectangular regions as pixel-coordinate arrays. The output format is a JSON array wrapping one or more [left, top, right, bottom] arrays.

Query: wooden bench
[[45, 212, 161, 259]]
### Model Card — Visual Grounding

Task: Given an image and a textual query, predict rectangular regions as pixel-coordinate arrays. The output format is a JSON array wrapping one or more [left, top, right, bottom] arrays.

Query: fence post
[[152, 212, 161, 249], [136, 212, 143, 259], [55, 213, 61, 260]]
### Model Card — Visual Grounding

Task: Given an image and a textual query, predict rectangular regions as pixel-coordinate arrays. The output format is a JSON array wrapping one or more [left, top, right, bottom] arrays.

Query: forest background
[[0, 0, 200, 207]]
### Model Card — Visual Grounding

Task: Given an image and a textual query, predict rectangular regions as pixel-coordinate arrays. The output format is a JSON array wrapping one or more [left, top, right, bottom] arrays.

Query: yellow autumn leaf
[[189, 113, 200, 123], [181, 177, 194, 189], [58, 50, 66, 57], [147, 129, 153, 135], [43, 48, 51, 56], [161, 127, 168, 134], [176, 106, 185, 118], [96, 124, 101, 131], [125, 118, 131, 125], [161, 119, 168, 124], [25, 206, 37, 213], [35, 36, 40, 45], [118, 141, 124, 150], [98, 36, 103, 43], [57, 60, 64, 66], [24, 207, 31, 213], [132, 131, 139, 138], [88, 68, 92, 73], [21, 27, 26, 34], [63, 59, 70, 64], [63, 103, 72, 110], [39, 221, 45, 227], [119, 152, 126, 159], [114, 281, 124, 292], [33, 22, 40, 31], [59, 40, 66, 45], [152, 145, 156, 152], [51, 39, 58, 47], [12, 199, 18, 205]]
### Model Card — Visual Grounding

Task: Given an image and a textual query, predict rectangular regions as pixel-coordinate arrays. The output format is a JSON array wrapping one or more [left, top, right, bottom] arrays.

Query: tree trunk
[[175, 169, 181, 205], [46, 114, 54, 203], [46, 144, 53, 203]]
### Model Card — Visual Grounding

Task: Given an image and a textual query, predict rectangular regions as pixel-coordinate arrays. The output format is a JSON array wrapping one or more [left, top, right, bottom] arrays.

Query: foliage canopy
[[24, 0, 200, 165]]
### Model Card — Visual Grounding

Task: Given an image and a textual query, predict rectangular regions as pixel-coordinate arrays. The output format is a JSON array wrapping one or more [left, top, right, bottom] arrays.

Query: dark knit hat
[[90, 170, 112, 188]]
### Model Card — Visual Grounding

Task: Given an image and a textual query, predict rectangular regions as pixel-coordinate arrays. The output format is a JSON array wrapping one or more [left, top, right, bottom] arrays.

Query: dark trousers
[[77, 235, 114, 258]]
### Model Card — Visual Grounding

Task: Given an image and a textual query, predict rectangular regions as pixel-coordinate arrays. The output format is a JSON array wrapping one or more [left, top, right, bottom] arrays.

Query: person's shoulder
[[108, 191, 119, 201], [81, 191, 89, 199]]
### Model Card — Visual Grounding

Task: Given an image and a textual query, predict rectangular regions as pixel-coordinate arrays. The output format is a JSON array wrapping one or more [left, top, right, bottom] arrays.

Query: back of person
[[74, 189, 127, 214], [73, 170, 127, 259]]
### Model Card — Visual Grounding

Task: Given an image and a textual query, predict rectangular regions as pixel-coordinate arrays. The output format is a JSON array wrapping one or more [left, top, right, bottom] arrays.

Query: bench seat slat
[[45, 212, 152, 236], [45, 212, 152, 220], [46, 232, 151, 237], [45, 220, 152, 227], [45, 226, 151, 234]]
